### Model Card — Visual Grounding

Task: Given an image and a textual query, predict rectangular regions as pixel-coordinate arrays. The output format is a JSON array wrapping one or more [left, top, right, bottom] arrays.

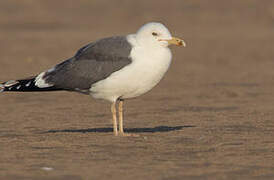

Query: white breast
[[90, 37, 172, 102]]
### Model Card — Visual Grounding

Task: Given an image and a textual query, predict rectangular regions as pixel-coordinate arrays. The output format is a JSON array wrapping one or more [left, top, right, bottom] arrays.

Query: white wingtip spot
[[35, 72, 54, 88], [16, 85, 21, 89], [25, 81, 31, 87]]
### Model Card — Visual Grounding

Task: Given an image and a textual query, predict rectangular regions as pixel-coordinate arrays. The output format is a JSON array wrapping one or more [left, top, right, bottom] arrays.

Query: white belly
[[89, 46, 172, 102]]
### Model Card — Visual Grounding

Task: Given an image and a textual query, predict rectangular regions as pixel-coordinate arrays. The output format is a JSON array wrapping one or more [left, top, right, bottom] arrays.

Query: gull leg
[[118, 99, 124, 134], [118, 99, 139, 137], [111, 101, 118, 136]]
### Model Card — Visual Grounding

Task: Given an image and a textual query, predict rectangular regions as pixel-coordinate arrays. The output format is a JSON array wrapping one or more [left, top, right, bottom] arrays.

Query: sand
[[0, 1, 274, 179]]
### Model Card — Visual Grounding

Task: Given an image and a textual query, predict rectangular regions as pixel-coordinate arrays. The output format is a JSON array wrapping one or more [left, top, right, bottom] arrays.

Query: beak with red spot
[[159, 37, 186, 47]]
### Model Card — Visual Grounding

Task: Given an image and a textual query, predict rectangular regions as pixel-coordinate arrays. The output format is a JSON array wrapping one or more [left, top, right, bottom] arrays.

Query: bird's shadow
[[43, 125, 195, 134]]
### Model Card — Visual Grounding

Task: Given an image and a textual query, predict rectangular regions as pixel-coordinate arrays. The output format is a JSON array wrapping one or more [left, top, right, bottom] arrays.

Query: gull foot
[[118, 132, 140, 137]]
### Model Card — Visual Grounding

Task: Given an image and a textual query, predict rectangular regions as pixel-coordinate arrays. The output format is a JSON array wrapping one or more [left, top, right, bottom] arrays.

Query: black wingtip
[[1, 78, 62, 92], [0, 80, 19, 92]]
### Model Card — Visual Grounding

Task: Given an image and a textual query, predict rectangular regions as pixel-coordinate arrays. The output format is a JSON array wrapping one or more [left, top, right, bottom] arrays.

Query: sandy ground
[[1, 0, 274, 179]]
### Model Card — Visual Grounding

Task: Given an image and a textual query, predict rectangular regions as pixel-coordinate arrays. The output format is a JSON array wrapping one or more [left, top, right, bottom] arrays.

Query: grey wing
[[43, 36, 132, 92]]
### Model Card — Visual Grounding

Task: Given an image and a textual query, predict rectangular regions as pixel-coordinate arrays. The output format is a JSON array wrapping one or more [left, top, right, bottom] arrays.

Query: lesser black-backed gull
[[0, 22, 185, 136]]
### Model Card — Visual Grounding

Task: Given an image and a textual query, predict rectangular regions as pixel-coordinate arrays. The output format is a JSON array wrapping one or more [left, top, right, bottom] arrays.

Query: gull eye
[[152, 32, 158, 36]]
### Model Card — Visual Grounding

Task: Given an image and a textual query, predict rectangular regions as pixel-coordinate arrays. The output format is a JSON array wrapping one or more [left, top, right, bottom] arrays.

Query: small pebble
[[41, 167, 54, 171]]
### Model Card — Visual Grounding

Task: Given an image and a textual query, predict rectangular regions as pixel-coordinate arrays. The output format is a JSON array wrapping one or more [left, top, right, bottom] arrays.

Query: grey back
[[44, 36, 132, 91]]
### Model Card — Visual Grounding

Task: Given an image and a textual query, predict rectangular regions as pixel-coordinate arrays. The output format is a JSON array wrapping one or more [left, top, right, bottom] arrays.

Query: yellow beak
[[160, 37, 186, 47]]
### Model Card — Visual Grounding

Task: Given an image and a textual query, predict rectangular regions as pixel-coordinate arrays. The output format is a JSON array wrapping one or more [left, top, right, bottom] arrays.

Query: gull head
[[135, 22, 186, 48]]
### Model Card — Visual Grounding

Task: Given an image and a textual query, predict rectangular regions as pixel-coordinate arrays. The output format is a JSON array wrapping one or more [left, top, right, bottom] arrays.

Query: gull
[[0, 22, 185, 136]]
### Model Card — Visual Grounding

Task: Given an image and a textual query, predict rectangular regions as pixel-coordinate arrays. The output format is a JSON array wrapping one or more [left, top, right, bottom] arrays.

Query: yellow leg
[[111, 101, 118, 136], [118, 99, 139, 137], [118, 99, 124, 133]]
